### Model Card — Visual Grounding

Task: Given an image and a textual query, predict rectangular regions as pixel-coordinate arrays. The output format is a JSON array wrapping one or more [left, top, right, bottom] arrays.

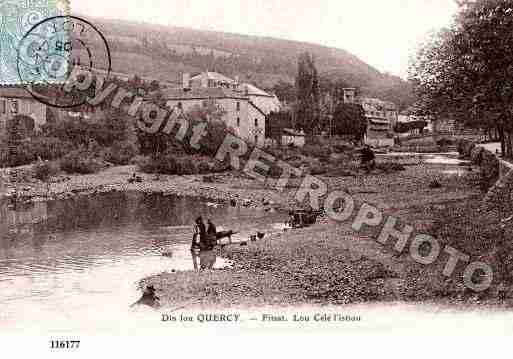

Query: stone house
[[342, 88, 398, 147], [159, 72, 281, 147], [0, 87, 47, 138]]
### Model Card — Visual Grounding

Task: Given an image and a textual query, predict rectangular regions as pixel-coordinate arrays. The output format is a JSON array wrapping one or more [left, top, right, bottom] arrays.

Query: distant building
[[342, 88, 357, 104], [0, 87, 47, 139], [158, 72, 281, 147], [397, 112, 434, 136], [433, 118, 461, 134], [343, 89, 398, 147], [281, 128, 305, 147]]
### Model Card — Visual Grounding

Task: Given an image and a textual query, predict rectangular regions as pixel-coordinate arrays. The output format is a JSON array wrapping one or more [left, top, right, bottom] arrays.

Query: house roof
[[283, 128, 305, 137], [157, 87, 248, 100], [0, 86, 33, 99], [369, 119, 390, 125], [360, 97, 397, 111], [248, 101, 267, 117], [240, 83, 273, 97], [191, 72, 237, 84]]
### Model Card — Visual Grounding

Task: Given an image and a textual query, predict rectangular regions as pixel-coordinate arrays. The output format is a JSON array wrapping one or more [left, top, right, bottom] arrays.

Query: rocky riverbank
[[0, 165, 294, 210], [140, 159, 488, 309]]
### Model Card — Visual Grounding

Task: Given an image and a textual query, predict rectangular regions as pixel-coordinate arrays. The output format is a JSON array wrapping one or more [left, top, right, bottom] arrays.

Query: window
[[0, 100, 5, 114], [237, 117, 240, 127], [254, 118, 258, 127], [236, 102, 240, 111], [177, 102, 182, 110], [254, 135, 258, 144], [10, 100, 18, 115]]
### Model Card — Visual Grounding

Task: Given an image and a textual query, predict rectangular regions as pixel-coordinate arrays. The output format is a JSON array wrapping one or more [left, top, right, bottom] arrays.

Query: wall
[[165, 97, 266, 147], [459, 140, 513, 214], [0, 97, 47, 136], [484, 157, 513, 215], [248, 95, 280, 115]]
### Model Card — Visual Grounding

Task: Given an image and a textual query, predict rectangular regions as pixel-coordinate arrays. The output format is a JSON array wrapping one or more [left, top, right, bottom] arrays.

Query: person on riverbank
[[191, 216, 206, 252], [360, 145, 376, 173], [207, 219, 217, 243], [199, 219, 217, 270]]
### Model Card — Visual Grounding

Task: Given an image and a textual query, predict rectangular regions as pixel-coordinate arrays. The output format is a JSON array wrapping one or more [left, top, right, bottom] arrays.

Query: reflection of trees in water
[[8, 192, 228, 233], [0, 191, 232, 253], [0, 200, 46, 245]]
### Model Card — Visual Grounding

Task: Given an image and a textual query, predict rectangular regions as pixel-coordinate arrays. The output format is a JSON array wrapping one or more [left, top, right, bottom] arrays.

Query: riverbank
[[0, 152, 467, 207], [0, 165, 292, 209], [140, 159, 492, 309]]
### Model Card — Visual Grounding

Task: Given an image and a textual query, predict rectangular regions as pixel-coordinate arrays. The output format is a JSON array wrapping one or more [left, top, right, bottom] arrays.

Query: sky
[[73, 0, 459, 78]]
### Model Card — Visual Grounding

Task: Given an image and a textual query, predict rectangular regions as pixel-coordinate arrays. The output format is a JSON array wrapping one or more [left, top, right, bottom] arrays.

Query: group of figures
[[190, 216, 218, 270]]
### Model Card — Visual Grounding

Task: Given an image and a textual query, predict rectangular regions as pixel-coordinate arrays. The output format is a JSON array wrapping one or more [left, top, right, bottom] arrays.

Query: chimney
[[201, 72, 208, 88], [183, 73, 190, 89]]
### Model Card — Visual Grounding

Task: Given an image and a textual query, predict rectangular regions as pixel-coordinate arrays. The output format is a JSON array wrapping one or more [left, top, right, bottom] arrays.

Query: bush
[[0, 141, 36, 167], [31, 136, 74, 161], [333, 143, 352, 153], [428, 179, 442, 189], [373, 162, 406, 173], [457, 139, 476, 158], [300, 144, 332, 161], [197, 160, 212, 174], [176, 157, 198, 175], [135, 151, 182, 175], [60, 151, 102, 174], [134, 155, 157, 173], [310, 164, 327, 175], [436, 137, 454, 147], [34, 161, 59, 181], [102, 141, 138, 165], [0, 136, 75, 168], [211, 159, 232, 173]]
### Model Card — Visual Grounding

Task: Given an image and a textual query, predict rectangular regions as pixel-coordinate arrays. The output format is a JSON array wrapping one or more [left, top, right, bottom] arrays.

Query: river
[[0, 191, 286, 333]]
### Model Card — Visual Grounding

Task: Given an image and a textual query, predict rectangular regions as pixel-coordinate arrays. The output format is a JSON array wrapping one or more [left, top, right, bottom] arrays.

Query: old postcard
[[0, 0, 512, 357]]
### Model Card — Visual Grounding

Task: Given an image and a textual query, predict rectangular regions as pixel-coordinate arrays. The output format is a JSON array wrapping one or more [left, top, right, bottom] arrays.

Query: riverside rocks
[[0, 166, 291, 210]]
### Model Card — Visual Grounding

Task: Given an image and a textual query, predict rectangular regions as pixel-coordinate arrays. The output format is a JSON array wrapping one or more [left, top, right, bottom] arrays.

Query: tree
[[295, 52, 320, 141], [332, 103, 367, 143], [410, 0, 513, 289], [266, 110, 293, 144], [409, 0, 513, 157], [3, 115, 36, 166], [271, 80, 296, 104], [136, 100, 229, 157]]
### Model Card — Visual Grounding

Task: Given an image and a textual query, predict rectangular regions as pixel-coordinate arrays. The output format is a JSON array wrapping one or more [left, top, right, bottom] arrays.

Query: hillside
[[86, 16, 415, 109]]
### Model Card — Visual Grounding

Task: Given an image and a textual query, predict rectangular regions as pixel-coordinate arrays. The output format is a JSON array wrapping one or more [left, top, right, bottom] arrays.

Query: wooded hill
[[86, 16, 415, 110]]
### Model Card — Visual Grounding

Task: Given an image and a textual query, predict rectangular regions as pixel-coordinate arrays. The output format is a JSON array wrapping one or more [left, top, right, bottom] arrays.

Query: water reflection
[[0, 191, 286, 332]]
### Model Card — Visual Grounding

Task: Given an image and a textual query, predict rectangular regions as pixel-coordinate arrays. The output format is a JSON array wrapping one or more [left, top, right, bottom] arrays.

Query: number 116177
[[50, 340, 80, 349]]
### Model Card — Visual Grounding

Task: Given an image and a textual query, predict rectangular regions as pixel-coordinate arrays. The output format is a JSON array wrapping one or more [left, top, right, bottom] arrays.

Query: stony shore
[[139, 161, 488, 309], [0, 165, 294, 209]]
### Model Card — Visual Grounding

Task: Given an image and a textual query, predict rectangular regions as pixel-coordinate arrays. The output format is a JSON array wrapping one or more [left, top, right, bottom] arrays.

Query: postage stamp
[[16, 15, 112, 107], [0, 0, 69, 85]]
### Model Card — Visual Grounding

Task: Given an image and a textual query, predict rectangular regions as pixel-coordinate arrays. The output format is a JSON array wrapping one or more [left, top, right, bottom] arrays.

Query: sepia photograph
[[0, 0, 512, 356]]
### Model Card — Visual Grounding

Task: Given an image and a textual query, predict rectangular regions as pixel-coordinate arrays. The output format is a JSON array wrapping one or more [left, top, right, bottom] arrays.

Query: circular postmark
[[16, 15, 111, 108]]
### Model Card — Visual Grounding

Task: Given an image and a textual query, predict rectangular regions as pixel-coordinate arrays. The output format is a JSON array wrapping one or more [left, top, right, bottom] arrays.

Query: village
[[0, 69, 462, 154]]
